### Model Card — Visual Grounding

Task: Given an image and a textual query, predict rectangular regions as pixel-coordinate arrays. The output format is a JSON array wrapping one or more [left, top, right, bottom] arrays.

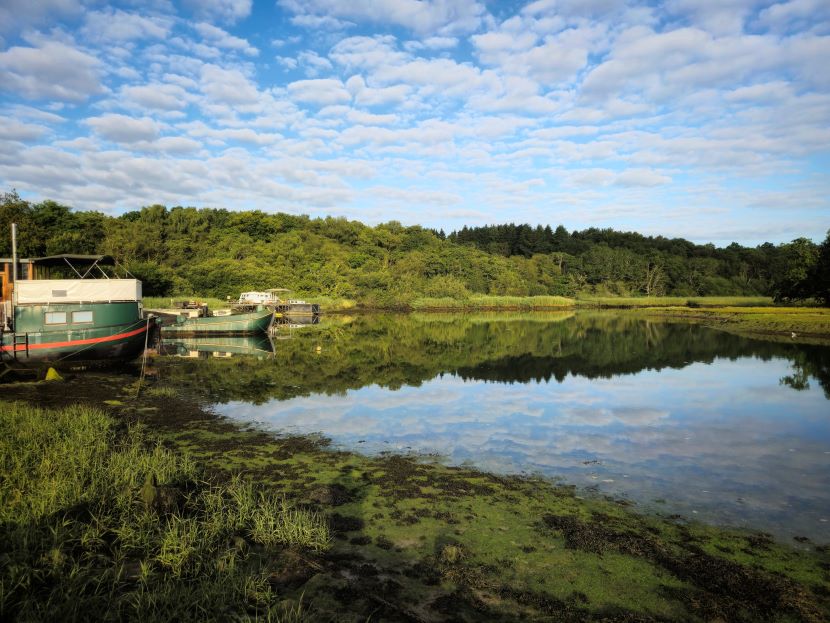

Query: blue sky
[[1, 0, 828, 245]]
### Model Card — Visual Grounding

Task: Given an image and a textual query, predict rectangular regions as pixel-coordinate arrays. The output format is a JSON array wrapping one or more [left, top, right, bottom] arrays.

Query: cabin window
[[45, 311, 67, 325], [51, 289, 67, 298], [72, 310, 93, 323]]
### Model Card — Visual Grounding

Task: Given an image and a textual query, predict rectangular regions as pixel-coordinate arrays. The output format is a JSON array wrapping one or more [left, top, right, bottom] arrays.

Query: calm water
[[163, 312, 830, 542]]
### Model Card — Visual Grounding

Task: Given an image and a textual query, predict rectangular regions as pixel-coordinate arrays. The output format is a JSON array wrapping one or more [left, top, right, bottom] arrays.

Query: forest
[[1, 191, 827, 306]]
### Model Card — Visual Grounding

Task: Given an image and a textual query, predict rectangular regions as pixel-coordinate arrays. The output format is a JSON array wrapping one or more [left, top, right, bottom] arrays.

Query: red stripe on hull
[[0, 324, 148, 353]]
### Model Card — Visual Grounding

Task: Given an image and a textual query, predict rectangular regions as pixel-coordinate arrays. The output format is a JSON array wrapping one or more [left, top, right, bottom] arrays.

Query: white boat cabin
[[14, 279, 142, 304]]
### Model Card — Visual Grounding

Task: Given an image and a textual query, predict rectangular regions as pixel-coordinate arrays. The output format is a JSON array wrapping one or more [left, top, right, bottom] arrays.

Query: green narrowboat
[[160, 307, 274, 336], [1, 255, 152, 367]]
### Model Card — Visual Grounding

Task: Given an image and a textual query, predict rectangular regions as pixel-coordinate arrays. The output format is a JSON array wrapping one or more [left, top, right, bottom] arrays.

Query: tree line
[[1, 191, 827, 305]]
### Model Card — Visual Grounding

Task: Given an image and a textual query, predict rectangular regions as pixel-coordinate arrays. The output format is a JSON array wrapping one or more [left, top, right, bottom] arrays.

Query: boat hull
[[1, 302, 150, 366], [160, 309, 274, 336]]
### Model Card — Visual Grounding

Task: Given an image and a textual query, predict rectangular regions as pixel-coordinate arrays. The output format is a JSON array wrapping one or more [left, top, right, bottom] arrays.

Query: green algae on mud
[[3, 371, 827, 623]]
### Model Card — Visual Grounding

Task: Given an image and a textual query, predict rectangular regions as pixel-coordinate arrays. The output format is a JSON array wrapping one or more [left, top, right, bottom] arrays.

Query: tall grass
[[0, 402, 328, 621], [411, 295, 575, 310], [575, 295, 775, 308]]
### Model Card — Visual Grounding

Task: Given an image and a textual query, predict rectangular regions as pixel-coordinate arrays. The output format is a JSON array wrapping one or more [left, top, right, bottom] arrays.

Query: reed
[[411, 294, 575, 310], [575, 295, 775, 308]]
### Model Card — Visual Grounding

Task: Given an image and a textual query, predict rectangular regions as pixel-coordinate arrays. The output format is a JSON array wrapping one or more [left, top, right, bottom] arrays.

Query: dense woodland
[[1, 191, 828, 305]]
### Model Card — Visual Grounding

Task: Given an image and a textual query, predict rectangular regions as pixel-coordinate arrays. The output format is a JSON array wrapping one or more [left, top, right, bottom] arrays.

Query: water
[[162, 312, 830, 541]]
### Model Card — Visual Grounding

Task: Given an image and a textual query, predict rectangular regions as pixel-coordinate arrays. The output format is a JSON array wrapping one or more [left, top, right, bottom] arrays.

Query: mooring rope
[[134, 316, 153, 398]]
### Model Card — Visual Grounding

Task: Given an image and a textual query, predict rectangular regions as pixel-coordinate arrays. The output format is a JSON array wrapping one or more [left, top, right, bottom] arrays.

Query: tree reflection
[[155, 313, 829, 403]]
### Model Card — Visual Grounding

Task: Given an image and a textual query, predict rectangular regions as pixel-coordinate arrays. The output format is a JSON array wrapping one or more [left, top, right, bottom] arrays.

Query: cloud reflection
[[216, 351, 830, 541]]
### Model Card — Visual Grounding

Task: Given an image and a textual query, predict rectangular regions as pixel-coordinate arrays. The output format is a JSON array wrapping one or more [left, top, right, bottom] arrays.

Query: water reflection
[[157, 312, 830, 541], [160, 335, 275, 359]]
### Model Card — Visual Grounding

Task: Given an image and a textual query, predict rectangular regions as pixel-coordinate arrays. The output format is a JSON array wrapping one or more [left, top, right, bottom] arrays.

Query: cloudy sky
[[1, 0, 828, 244]]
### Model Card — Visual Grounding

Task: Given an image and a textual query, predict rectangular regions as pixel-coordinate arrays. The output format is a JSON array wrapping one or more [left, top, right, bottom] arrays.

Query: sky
[[1, 0, 828, 245]]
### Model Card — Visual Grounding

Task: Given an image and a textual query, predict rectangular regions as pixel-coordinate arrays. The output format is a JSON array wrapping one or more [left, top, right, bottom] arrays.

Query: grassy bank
[[0, 402, 328, 621], [411, 295, 575, 311], [575, 295, 775, 308], [640, 306, 830, 342], [2, 381, 828, 622]]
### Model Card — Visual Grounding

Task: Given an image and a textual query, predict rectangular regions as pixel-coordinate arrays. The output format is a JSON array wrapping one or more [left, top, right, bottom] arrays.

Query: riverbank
[[639, 306, 830, 343], [2, 375, 828, 622], [143, 294, 830, 343]]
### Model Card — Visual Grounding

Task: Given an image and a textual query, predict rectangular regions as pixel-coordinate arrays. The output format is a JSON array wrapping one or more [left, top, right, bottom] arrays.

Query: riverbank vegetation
[[1, 383, 827, 622], [3, 192, 828, 307], [640, 306, 830, 343], [0, 402, 328, 621]]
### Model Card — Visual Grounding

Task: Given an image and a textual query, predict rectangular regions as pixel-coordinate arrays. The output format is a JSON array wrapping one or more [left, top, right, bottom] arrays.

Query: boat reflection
[[160, 334, 275, 359]]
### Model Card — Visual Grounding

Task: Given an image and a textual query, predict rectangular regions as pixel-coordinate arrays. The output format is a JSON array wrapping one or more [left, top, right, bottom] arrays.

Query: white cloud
[[1, 105, 65, 124], [330, 35, 406, 70], [276, 56, 299, 70], [757, 0, 830, 33], [120, 83, 190, 111], [346, 110, 398, 125], [287, 78, 351, 105], [664, 0, 758, 36], [725, 81, 793, 103], [86, 114, 161, 143], [193, 22, 258, 56], [345, 75, 411, 106], [0, 119, 50, 141], [614, 168, 671, 187], [579, 26, 789, 102], [404, 36, 458, 51], [183, 121, 283, 146], [82, 9, 172, 43], [153, 137, 202, 153], [0, 0, 81, 33], [182, 0, 252, 23], [297, 50, 333, 76], [279, 0, 487, 35], [0, 41, 103, 102], [289, 14, 354, 30], [200, 64, 260, 105]]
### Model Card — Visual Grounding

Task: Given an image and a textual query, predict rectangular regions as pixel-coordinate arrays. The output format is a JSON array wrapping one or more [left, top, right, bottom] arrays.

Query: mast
[[11, 223, 18, 304]]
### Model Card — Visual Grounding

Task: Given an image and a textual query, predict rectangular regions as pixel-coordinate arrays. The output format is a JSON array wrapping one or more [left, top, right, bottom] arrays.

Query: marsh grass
[[412, 294, 575, 310], [576, 295, 775, 307], [0, 402, 328, 621], [144, 385, 178, 399]]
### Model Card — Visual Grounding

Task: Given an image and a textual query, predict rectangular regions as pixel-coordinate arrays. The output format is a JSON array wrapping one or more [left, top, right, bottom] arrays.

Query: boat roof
[[28, 254, 115, 267]]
